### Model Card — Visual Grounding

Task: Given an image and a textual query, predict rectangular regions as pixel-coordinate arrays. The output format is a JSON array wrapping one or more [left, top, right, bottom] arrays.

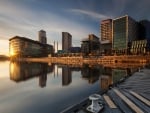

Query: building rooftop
[[9, 36, 52, 47], [101, 19, 112, 24], [39, 29, 46, 32]]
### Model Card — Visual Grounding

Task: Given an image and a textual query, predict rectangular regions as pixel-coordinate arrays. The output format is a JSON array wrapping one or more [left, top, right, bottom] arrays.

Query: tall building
[[101, 19, 112, 42], [139, 20, 150, 52], [62, 32, 72, 52], [139, 20, 150, 39], [100, 19, 112, 55], [81, 34, 100, 55], [39, 30, 47, 44], [113, 15, 138, 54]]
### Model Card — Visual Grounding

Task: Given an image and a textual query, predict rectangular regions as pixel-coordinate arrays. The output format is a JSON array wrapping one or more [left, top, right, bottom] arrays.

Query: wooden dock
[[61, 68, 150, 113], [103, 95, 117, 109]]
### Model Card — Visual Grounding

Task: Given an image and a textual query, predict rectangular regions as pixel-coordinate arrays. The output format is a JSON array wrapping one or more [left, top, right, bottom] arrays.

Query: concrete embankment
[[16, 55, 150, 65]]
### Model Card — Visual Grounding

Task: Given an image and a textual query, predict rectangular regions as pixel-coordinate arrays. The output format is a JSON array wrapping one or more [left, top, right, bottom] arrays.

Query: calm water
[[0, 61, 140, 113]]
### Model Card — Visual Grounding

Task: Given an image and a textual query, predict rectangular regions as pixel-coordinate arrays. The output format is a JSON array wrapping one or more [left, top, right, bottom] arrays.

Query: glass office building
[[113, 15, 138, 54]]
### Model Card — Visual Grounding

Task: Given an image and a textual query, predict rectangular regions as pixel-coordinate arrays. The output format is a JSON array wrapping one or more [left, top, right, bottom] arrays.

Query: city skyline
[[0, 0, 150, 55]]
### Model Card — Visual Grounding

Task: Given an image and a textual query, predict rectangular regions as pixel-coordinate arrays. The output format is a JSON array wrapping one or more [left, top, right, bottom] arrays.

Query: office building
[[101, 19, 112, 42], [130, 40, 147, 55], [100, 19, 112, 55], [113, 15, 138, 54], [81, 34, 100, 55], [62, 32, 72, 52], [139, 20, 150, 52], [139, 20, 150, 39], [9, 36, 53, 58], [69, 47, 81, 53], [39, 30, 47, 44]]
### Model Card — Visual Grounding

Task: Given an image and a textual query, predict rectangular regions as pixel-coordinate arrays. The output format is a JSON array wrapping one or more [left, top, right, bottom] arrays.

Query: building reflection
[[112, 69, 127, 83], [99, 67, 112, 90], [68, 64, 105, 85], [9, 62, 54, 88], [81, 65, 101, 84], [58, 64, 81, 86], [99, 67, 132, 90], [10, 62, 138, 89], [62, 65, 72, 86]]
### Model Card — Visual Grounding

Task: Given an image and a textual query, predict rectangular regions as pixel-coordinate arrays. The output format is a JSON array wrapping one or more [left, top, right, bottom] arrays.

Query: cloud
[[0, 0, 98, 52], [69, 9, 109, 20], [0, 40, 9, 55], [111, 0, 129, 16]]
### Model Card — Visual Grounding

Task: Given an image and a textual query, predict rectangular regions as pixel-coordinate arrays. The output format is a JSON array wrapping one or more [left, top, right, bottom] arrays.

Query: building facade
[[101, 19, 112, 42], [113, 15, 138, 55], [100, 19, 113, 55], [81, 34, 100, 55], [9, 36, 53, 58], [139, 20, 150, 39], [130, 40, 147, 55], [139, 20, 150, 52], [62, 32, 72, 53], [39, 30, 47, 44], [69, 47, 81, 53]]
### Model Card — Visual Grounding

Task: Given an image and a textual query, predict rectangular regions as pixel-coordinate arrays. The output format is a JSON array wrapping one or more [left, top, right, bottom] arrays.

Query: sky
[[0, 0, 150, 55]]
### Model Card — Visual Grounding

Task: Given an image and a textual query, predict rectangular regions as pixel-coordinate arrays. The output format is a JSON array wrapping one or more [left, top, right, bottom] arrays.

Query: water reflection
[[10, 61, 143, 90], [99, 66, 136, 90], [9, 62, 54, 88], [5, 61, 147, 113], [81, 65, 101, 84], [62, 65, 72, 86]]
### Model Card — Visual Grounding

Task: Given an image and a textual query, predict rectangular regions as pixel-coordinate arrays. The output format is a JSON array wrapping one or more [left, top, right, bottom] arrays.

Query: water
[[0, 61, 141, 113]]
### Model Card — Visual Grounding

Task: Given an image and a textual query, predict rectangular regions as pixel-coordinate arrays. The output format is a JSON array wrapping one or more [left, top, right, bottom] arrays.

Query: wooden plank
[[113, 88, 144, 113], [103, 95, 117, 108], [130, 91, 150, 106]]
